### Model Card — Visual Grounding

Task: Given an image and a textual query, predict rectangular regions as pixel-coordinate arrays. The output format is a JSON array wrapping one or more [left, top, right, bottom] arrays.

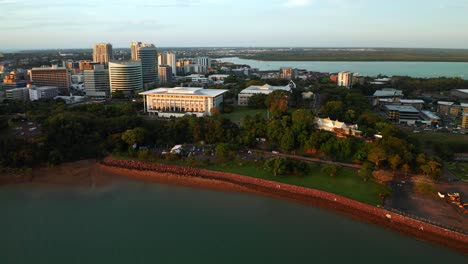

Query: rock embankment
[[101, 157, 468, 253]]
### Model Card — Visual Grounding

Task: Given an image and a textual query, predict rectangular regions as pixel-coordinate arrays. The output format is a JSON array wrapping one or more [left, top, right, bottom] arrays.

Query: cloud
[[284, 0, 314, 7]]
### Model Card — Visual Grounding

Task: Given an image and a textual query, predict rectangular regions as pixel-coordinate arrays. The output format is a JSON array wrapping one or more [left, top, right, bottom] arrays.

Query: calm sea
[[0, 176, 465, 263], [219, 57, 468, 79]]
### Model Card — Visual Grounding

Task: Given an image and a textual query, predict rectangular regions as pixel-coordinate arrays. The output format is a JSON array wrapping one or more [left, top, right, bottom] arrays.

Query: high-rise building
[[196, 57, 211, 68], [93, 43, 113, 64], [158, 65, 173, 84], [279, 67, 295, 80], [131, 42, 158, 87], [109, 61, 143, 96], [84, 65, 110, 99], [30, 66, 70, 95], [158, 52, 177, 76], [176, 59, 192, 75], [338, 71, 353, 89]]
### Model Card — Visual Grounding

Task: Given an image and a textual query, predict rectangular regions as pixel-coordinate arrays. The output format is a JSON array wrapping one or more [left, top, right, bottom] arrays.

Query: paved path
[[254, 150, 362, 169]]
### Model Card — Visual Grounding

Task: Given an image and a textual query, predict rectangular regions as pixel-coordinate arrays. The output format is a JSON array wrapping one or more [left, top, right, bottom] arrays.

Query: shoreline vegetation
[[97, 157, 468, 254], [230, 48, 468, 62]]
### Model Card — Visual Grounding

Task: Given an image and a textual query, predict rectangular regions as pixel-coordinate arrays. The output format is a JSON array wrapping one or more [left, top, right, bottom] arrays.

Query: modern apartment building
[[109, 61, 143, 96], [131, 42, 158, 87], [158, 51, 177, 76], [93, 43, 113, 64], [84, 65, 110, 99], [196, 57, 211, 68], [30, 66, 70, 95], [338, 71, 353, 89]]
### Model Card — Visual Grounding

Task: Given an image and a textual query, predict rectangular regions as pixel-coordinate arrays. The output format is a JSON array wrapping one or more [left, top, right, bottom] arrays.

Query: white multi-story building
[[5, 87, 29, 100], [109, 61, 143, 96], [139, 87, 228, 118], [238, 81, 296, 106], [338, 71, 353, 88], [84, 65, 110, 99], [29, 86, 59, 101], [196, 57, 211, 68]]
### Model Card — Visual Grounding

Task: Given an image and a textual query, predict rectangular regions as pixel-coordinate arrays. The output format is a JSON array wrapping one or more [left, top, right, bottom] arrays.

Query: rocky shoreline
[[100, 157, 468, 254]]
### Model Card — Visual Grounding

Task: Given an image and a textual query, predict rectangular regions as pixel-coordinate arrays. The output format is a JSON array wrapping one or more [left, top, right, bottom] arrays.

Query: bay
[[219, 57, 468, 79], [0, 176, 465, 263]]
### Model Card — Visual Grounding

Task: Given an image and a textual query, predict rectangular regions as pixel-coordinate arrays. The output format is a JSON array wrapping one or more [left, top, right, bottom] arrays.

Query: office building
[[158, 52, 177, 76], [84, 65, 110, 99], [451, 89, 468, 100], [5, 87, 29, 100], [158, 65, 173, 84], [338, 71, 353, 88], [93, 43, 113, 64], [131, 42, 158, 87], [109, 61, 143, 96], [30, 66, 70, 95], [279, 67, 295, 80], [238, 81, 296, 106], [184, 64, 207, 74], [196, 57, 211, 69], [140, 87, 227, 118], [29, 85, 59, 101], [385, 105, 420, 125], [372, 88, 404, 106]]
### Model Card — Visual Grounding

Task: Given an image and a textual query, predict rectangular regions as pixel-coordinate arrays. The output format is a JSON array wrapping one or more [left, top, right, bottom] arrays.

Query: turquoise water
[[219, 57, 468, 79], [0, 177, 466, 263]]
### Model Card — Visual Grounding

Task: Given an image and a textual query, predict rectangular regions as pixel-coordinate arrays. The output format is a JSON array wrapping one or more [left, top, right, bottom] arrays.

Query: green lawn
[[222, 106, 268, 124], [111, 153, 388, 205], [204, 162, 387, 205], [445, 162, 468, 181]]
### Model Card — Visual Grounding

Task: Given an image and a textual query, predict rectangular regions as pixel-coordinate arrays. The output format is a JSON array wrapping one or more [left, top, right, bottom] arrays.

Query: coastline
[[99, 157, 468, 254]]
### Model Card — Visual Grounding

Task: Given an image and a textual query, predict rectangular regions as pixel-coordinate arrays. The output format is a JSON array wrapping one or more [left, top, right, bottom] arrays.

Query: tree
[[401, 163, 411, 177], [280, 129, 295, 152], [265, 90, 289, 118], [265, 158, 287, 176], [420, 160, 442, 180], [358, 162, 374, 181], [367, 147, 387, 169], [121, 127, 147, 149], [247, 94, 267, 109], [389, 155, 402, 175], [321, 163, 342, 177]]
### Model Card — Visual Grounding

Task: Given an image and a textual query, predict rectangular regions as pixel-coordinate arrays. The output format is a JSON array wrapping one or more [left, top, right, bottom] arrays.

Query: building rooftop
[[373, 88, 403, 97], [438, 101, 455, 106], [461, 103, 468, 108], [385, 105, 419, 113], [421, 110, 441, 120], [139, 87, 228, 97], [240, 83, 293, 95], [456, 89, 468, 94]]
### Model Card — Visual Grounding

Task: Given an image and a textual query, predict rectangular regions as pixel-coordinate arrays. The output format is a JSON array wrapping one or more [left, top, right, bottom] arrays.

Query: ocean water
[[219, 57, 468, 79], [0, 177, 465, 264]]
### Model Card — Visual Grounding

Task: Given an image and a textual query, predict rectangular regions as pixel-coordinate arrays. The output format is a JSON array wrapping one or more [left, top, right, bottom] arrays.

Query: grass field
[[222, 106, 268, 124], [205, 162, 387, 205], [445, 162, 468, 181]]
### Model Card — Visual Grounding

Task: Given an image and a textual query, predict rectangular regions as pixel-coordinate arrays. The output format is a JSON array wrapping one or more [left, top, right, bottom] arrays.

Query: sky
[[1, 0, 468, 49]]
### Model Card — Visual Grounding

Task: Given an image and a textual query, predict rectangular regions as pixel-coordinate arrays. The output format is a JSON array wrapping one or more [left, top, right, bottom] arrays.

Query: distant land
[[2, 47, 468, 62], [216, 48, 468, 62]]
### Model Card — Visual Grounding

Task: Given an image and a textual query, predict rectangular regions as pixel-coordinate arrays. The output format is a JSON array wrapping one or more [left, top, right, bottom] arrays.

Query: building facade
[[158, 65, 173, 84], [196, 57, 211, 69], [385, 105, 420, 124], [2, 71, 27, 89], [109, 61, 143, 96], [29, 86, 59, 101], [131, 42, 158, 87], [462, 113, 468, 130], [158, 52, 177, 76], [338, 71, 353, 88], [84, 65, 110, 99], [279, 67, 295, 80], [5, 87, 29, 100], [30, 66, 70, 95], [93, 43, 113, 64], [140, 87, 227, 118]]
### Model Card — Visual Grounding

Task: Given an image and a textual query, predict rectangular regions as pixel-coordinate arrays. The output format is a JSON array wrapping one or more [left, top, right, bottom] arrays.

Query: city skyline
[[1, 0, 468, 49]]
